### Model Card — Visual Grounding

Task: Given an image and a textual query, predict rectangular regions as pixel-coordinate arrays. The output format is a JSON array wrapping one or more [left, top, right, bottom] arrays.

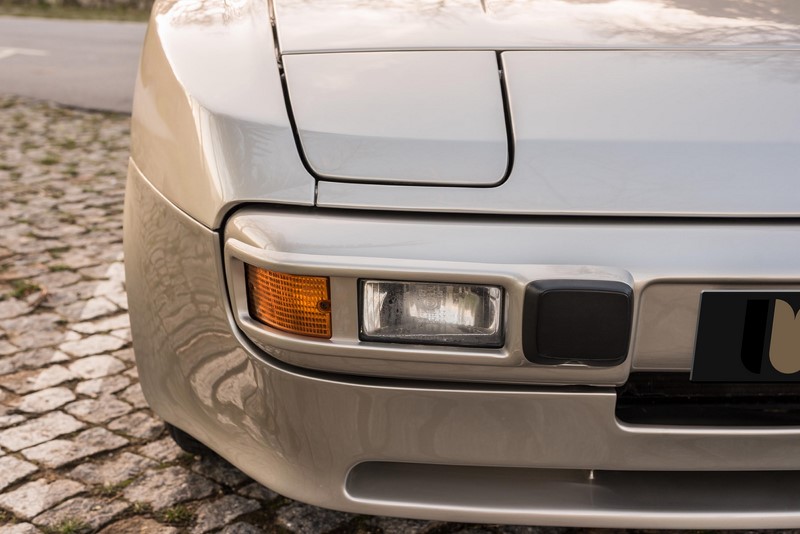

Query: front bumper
[[124, 162, 800, 528]]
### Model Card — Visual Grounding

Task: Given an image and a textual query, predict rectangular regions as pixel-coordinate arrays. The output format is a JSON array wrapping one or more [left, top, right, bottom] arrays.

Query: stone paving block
[[31, 225, 85, 240], [105, 262, 126, 283], [98, 516, 178, 534], [21, 427, 128, 468], [0, 266, 47, 284], [0, 478, 84, 520], [79, 297, 119, 321], [123, 466, 219, 510], [93, 281, 125, 300], [108, 411, 164, 440], [65, 397, 132, 424], [16, 387, 76, 414], [238, 482, 278, 503], [0, 299, 32, 320], [74, 374, 131, 398], [68, 451, 156, 486], [58, 300, 92, 320], [113, 348, 135, 364], [32, 497, 128, 531], [0, 341, 18, 357], [0, 365, 75, 395], [31, 270, 82, 288], [191, 495, 261, 534], [0, 411, 85, 451], [138, 437, 184, 463], [0, 412, 26, 429], [110, 328, 132, 342], [219, 523, 265, 534], [60, 335, 126, 359], [490, 527, 571, 534], [0, 455, 38, 491], [123, 367, 138, 379], [0, 313, 63, 336], [67, 355, 126, 379], [0, 349, 70, 375], [10, 331, 66, 351], [366, 517, 446, 534], [71, 314, 130, 335], [63, 331, 81, 341], [192, 455, 251, 489], [13, 239, 61, 255], [41, 291, 79, 310], [119, 382, 147, 409], [0, 524, 41, 534], [106, 291, 128, 311], [276, 502, 354, 534], [80, 264, 115, 280]]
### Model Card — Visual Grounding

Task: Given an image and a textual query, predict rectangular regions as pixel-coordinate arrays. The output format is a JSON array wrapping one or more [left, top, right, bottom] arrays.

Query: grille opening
[[346, 462, 800, 525], [616, 372, 800, 426]]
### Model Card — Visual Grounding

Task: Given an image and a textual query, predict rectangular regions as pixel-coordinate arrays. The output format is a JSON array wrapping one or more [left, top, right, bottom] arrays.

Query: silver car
[[124, 0, 800, 528]]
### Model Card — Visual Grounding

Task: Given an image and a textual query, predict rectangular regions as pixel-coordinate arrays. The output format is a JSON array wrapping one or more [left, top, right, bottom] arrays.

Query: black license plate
[[692, 291, 800, 382]]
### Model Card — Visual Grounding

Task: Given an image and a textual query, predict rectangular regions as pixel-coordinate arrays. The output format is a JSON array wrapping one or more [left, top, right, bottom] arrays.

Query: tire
[[167, 423, 212, 456]]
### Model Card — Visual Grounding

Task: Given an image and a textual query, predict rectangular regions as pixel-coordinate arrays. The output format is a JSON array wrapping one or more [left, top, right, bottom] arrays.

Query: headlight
[[360, 280, 504, 347]]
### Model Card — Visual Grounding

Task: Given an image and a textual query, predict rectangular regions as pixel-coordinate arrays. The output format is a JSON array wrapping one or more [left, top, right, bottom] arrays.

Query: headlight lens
[[360, 280, 504, 347]]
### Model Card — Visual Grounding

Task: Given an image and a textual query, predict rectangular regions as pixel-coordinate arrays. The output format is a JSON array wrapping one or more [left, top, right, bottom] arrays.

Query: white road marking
[[0, 47, 49, 61]]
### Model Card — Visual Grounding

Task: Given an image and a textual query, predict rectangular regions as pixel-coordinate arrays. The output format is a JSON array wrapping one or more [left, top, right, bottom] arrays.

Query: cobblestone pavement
[[1, 95, 775, 534], [0, 95, 577, 534]]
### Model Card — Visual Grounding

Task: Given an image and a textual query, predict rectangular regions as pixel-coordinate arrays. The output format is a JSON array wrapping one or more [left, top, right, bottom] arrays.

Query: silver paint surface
[[125, 164, 800, 527], [130, 0, 314, 229], [318, 50, 800, 216], [283, 51, 508, 185], [273, 0, 800, 53], [127, 0, 800, 526], [225, 208, 800, 382]]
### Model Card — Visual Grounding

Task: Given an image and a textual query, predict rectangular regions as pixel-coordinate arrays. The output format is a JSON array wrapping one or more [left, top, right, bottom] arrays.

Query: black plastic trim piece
[[617, 372, 800, 426], [523, 280, 632, 366]]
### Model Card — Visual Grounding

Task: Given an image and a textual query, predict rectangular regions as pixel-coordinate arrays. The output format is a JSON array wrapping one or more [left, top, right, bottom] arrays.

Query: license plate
[[692, 291, 800, 382]]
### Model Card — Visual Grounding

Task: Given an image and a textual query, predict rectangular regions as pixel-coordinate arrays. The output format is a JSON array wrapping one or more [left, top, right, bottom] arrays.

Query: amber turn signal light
[[245, 265, 332, 339]]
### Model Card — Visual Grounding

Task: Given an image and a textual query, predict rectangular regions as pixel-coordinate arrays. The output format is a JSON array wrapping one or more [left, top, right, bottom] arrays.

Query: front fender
[[130, 0, 314, 229]]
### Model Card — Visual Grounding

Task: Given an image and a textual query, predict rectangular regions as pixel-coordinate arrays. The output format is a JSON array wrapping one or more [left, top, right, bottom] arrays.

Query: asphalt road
[[0, 16, 145, 113]]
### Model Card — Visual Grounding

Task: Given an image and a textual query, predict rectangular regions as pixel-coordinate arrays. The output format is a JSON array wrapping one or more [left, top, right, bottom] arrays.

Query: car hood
[[273, 0, 800, 53], [277, 0, 800, 216]]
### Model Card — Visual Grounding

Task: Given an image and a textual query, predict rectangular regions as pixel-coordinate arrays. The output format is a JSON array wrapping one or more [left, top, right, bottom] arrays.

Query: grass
[[0, 2, 150, 21], [158, 504, 194, 526], [47, 245, 71, 258], [38, 155, 61, 166], [44, 518, 89, 534], [93, 477, 134, 497], [48, 264, 72, 272], [11, 279, 40, 298], [129, 501, 152, 515], [176, 452, 196, 466]]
